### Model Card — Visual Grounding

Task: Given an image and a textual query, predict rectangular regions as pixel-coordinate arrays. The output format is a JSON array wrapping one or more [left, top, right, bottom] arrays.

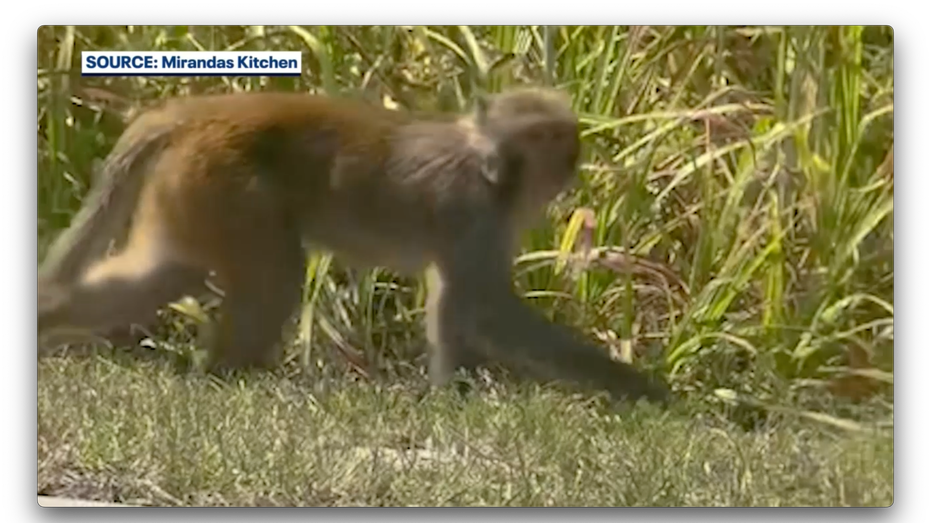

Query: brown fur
[[38, 88, 668, 403]]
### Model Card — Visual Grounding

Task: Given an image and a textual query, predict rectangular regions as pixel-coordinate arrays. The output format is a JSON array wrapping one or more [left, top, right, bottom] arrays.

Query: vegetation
[[37, 25, 893, 506]]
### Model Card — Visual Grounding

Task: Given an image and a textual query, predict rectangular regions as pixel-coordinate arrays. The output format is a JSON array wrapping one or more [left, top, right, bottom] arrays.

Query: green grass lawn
[[38, 353, 892, 507]]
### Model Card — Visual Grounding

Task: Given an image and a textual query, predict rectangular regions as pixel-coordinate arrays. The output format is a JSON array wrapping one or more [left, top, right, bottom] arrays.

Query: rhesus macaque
[[38, 87, 668, 403]]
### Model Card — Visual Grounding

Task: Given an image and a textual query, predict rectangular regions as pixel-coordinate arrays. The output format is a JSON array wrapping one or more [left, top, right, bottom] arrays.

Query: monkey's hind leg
[[205, 224, 306, 373], [38, 244, 208, 345]]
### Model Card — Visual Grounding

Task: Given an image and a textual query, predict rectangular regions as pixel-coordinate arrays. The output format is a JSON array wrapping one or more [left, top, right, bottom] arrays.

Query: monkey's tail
[[39, 125, 174, 286]]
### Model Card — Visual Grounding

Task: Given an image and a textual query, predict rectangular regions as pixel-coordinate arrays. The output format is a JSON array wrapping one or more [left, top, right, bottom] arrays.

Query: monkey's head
[[472, 88, 582, 220]]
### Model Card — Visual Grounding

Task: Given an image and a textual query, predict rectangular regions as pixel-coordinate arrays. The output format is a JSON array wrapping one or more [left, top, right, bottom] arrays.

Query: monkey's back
[[127, 92, 482, 275]]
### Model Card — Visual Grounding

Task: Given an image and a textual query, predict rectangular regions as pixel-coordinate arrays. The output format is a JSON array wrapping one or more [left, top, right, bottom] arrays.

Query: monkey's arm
[[437, 208, 669, 403]]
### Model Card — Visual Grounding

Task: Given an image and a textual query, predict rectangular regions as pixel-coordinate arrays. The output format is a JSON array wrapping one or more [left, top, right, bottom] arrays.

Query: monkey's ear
[[470, 92, 499, 184], [473, 94, 490, 127], [480, 149, 501, 185]]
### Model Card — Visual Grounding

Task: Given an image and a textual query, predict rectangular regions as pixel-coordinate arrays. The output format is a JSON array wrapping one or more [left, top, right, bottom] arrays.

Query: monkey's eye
[[527, 127, 560, 143], [525, 128, 547, 142]]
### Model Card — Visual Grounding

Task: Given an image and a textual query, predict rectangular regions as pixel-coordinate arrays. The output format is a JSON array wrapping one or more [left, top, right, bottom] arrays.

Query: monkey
[[37, 87, 669, 403]]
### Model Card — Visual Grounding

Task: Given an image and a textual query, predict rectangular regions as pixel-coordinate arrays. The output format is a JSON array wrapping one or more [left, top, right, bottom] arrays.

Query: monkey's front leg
[[424, 264, 491, 386]]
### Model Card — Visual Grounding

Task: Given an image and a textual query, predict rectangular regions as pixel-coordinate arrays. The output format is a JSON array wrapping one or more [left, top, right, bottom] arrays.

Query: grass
[[38, 354, 892, 507], [36, 25, 894, 506]]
